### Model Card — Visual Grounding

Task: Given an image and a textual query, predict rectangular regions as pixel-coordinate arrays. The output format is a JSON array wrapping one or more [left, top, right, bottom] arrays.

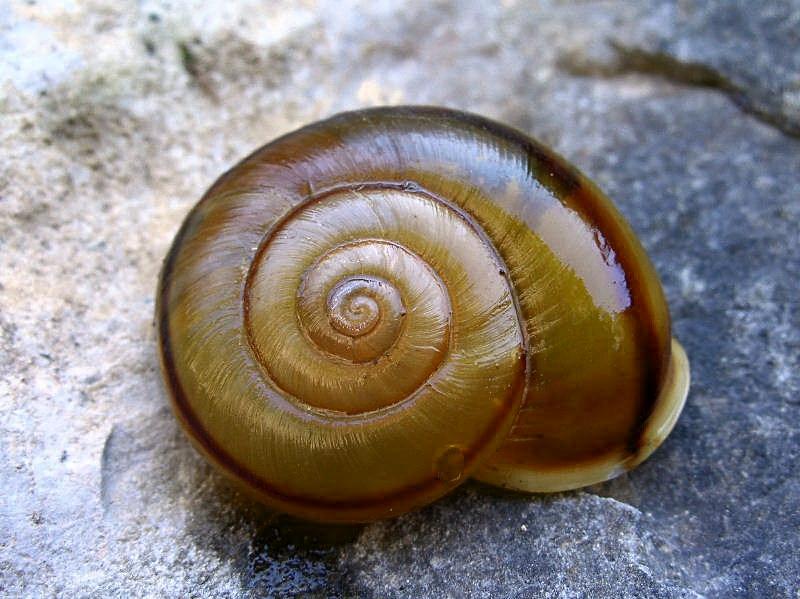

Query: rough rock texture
[[1, 1, 798, 597]]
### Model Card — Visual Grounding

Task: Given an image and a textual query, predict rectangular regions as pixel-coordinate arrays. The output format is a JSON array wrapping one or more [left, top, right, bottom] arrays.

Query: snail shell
[[157, 106, 690, 523]]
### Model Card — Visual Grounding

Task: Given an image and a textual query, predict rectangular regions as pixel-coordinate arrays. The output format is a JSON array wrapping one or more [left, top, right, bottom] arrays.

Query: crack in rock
[[559, 41, 800, 139]]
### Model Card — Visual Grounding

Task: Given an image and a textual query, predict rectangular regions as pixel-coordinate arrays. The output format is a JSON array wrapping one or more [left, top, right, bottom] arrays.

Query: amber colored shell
[[156, 106, 690, 522]]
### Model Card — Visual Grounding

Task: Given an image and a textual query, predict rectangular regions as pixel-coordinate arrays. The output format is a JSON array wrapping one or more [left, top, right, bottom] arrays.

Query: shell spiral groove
[[157, 106, 690, 522], [243, 184, 525, 417]]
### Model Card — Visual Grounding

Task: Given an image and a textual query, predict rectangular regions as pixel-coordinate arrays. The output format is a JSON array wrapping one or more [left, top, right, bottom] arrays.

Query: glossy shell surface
[[157, 106, 689, 522]]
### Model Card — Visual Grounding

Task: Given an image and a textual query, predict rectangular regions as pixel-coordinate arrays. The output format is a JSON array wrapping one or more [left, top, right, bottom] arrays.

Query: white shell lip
[[473, 338, 691, 493], [633, 338, 691, 461]]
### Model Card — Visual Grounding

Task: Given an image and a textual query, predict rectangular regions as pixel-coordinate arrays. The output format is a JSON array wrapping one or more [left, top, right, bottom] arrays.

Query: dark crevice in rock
[[177, 39, 219, 101], [608, 42, 733, 92], [560, 41, 800, 139], [99, 425, 118, 515]]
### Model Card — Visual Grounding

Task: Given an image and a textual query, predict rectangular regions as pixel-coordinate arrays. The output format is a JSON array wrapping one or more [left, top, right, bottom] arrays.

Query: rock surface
[[1, 1, 798, 597]]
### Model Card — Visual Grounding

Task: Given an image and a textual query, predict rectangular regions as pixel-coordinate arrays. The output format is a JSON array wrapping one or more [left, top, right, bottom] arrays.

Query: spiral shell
[[157, 106, 689, 522]]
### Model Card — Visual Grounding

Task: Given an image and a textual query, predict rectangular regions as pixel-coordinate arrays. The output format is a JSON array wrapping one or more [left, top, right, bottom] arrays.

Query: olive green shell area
[[157, 106, 686, 522]]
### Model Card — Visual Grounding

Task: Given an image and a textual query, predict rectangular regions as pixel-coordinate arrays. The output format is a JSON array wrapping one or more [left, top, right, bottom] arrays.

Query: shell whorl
[[159, 146, 530, 520], [244, 184, 525, 416]]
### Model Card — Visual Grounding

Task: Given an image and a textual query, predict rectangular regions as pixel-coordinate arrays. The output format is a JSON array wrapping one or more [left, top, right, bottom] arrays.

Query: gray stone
[[560, 0, 800, 137], [1, 1, 798, 597]]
